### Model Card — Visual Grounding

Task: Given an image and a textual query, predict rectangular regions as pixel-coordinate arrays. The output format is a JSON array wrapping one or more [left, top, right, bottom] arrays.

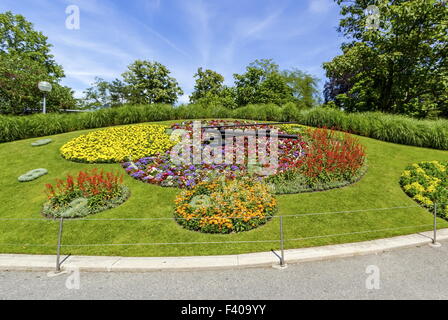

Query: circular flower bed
[[60, 124, 175, 163], [174, 177, 277, 233], [400, 161, 448, 218], [43, 169, 130, 218], [122, 121, 367, 194]]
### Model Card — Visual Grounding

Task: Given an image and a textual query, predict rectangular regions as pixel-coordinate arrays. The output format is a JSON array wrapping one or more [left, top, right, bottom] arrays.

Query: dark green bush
[[1, 103, 448, 150]]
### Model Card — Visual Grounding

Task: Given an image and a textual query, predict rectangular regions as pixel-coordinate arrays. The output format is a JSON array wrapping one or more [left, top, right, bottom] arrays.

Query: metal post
[[56, 217, 64, 272], [280, 216, 285, 267], [42, 93, 47, 114]]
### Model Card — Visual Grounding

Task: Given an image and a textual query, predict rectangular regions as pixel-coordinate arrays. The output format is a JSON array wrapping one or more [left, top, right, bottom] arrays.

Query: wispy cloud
[[243, 9, 284, 38], [308, 0, 335, 14]]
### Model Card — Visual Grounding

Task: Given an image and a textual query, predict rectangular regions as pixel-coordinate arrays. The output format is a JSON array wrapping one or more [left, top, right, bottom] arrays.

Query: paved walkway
[[1, 239, 447, 300]]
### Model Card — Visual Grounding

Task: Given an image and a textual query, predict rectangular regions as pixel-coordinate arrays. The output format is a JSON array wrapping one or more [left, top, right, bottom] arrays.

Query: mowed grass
[[0, 119, 447, 257]]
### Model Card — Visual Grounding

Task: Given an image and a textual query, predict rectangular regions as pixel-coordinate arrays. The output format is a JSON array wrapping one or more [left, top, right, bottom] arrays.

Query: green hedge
[[1, 104, 448, 150]]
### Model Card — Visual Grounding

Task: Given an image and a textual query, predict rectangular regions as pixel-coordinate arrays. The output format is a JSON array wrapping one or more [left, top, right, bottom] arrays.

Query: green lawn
[[0, 120, 447, 257]]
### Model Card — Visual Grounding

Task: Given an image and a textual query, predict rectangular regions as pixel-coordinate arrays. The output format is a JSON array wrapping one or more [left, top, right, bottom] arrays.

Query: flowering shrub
[[400, 161, 448, 219], [43, 169, 129, 218], [174, 177, 277, 233], [60, 124, 175, 163], [299, 128, 366, 182]]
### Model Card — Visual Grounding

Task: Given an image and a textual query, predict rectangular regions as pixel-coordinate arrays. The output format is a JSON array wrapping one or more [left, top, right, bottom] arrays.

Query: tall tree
[[0, 11, 64, 78], [80, 78, 128, 109], [233, 59, 293, 107], [0, 11, 75, 113], [323, 0, 448, 118], [282, 69, 321, 108], [122, 60, 183, 105], [0, 54, 75, 114]]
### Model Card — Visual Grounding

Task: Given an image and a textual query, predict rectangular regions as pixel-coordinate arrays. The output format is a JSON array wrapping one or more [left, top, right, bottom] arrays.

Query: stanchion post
[[280, 215, 285, 267], [434, 203, 437, 244], [56, 217, 64, 272]]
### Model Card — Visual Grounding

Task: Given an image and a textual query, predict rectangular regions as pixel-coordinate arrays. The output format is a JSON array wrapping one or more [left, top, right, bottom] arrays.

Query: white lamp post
[[38, 81, 52, 114]]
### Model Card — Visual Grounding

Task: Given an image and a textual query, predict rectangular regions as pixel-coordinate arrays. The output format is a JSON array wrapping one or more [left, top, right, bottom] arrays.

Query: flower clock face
[[121, 121, 367, 194], [400, 161, 448, 219], [122, 120, 309, 189]]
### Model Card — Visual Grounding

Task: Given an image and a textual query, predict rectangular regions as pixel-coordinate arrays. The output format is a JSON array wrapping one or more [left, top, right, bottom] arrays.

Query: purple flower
[[131, 170, 145, 178]]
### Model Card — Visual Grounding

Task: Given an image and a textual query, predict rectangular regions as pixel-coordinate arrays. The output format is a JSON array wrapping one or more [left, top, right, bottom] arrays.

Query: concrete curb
[[0, 229, 446, 272]]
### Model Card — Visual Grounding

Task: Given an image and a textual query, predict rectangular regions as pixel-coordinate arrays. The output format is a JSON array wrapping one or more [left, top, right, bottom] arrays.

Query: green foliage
[[190, 68, 225, 103], [324, 0, 448, 118], [0, 12, 75, 114], [232, 59, 321, 108], [0, 54, 47, 114], [43, 186, 131, 219], [0, 55, 76, 114], [122, 60, 183, 105], [80, 77, 124, 110], [233, 60, 294, 107], [0, 11, 64, 78], [400, 161, 448, 218], [1, 103, 448, 150], [282, 68, 321, 108], [300, 108, 448, 149]]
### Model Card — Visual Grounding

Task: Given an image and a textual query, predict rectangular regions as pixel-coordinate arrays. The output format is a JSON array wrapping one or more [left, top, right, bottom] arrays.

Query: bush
[[298, 109, 448, 150], [1, 103, 448, 151]]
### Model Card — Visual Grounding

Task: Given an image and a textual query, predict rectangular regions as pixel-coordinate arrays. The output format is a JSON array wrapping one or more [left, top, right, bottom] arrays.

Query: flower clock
[[122, 121, 367, 195], [58, 121, 367, 232]]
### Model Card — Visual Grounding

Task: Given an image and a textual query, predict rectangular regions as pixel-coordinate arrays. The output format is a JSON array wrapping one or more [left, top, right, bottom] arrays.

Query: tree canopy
[[0, 11, 64, 78], [122, 60, 184, 105], [0, 11, 75, 114]]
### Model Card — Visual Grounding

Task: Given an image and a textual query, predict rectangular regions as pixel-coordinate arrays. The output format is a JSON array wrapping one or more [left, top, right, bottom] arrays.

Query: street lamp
[[38, 81, 52, 114]]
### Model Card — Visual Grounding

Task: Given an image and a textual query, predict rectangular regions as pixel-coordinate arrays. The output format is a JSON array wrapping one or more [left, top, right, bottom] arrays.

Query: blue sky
[[0, 0, 344, 103]]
